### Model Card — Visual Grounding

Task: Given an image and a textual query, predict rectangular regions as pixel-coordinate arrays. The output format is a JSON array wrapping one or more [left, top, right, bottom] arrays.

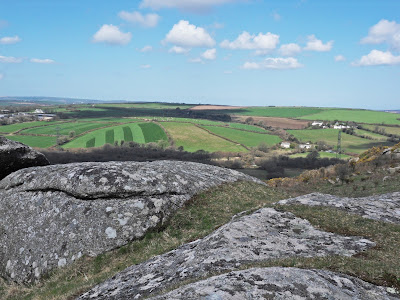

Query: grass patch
[[299, 109, 400, 125], [123, 127, 133, 142], [203, 126, 281, 148], [105, 130, 114, 144], [288, 128, 394, 154], [162, 122, 245, 152], [363, 125, 400, 136], [0, 121, 62, 134], [85, 138, 95, 148], [20, 122, 110, 136], [5, 135, 57, 148], [231, 107, 323, 118], [138, 123, 168, 143]]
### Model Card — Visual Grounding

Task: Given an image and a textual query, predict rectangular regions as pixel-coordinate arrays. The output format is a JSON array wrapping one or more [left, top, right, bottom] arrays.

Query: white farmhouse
[[280, 141, 291, 149], [34, 109, 45, 114], [312, 121, 324, 127], [299, 142, 312, 149]]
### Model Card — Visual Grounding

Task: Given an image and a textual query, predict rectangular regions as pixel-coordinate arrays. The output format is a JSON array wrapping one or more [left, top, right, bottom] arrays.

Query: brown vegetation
[[233, 115, 309, 129]]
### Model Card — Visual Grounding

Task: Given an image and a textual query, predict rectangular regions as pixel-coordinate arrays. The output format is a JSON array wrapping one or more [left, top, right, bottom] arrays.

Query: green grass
[[123, 127, 133, 142], [6, 135, 57, 148], [355, 129, 388, 141], [105, 130, 114, 144], [363, 125, 400, 136], [138, 123, 168, 143], [20, 122, 111, 136], [0, 121, 61, 133], [232, 107, 323, 118], [96, 103, 194, 109], [227, 123, 266, 132], [203, 126, 281, 148], [63, 123, 147, 149], [162, 122, 246, 152], [86, 138, 95, 148], [299, 109, 400, 125], [288, 129, 394, 154], [289, 152, 351, 159]]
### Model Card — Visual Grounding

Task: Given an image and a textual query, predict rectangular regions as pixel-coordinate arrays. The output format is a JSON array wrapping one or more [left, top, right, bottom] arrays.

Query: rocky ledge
[[149, 267, 398, 300], [0, 136, 49, 180], [277, 192, 400, 224], [78, 207, 374, 299], [0, 161, 261, 283]]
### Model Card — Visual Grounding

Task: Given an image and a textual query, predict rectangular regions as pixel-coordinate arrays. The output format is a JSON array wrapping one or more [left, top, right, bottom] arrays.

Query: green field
[[203, 126, 281, 148], [363, 125, 400, 136], [97, 103, 194, 109], [354, 129, 388, 141], [139, 123, 168, 143], [232, 107, 324, 118], [290, 152, 351, 159], [0, 121, 62, 133], [162, 122, 245, 153], [63, 122, 154, 149], [288, 129, 393, 154], [299, 109, 400, 125], [6, 135, 57, 148], [20, 121, 112, 136]]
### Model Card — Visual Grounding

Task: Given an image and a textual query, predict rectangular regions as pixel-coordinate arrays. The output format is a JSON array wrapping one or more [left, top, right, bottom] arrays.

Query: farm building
[[34, 109, 45, 114], [312, 121, 324, 126], [281, 141, 291, 149], [299, 142, 312, 149]]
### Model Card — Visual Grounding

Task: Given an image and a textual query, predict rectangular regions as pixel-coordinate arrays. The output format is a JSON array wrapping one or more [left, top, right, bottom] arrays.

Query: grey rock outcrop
[[149, 267, 398, 300], [78, 207, 374, 299], [0, 135, 49, 180], [0, 161, 261, 283], [277, 192, 400, 224]]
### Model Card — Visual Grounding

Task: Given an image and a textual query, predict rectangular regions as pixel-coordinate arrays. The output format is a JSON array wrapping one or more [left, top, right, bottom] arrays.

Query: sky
[[0, 0, 400, 109]]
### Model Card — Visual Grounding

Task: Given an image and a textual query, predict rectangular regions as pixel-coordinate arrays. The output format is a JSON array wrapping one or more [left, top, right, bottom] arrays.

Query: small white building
[[281, 141, 291, 149], [312, 121, 324, 127], [299, 142, 312, 149], [34, 109, 44, 114]]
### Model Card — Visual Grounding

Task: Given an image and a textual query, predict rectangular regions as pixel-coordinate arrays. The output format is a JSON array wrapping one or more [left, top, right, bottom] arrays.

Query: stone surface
[[0, 161, 261, 283], [149, 267, 398, 300], [0, 135, 49, 180], [78, 207, 374, 299], [277, 192, 400, 224]]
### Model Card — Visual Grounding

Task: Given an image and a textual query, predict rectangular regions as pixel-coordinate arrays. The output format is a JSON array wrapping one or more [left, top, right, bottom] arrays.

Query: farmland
[[202, 126, 281, 148], [162, 122, 245, 153], [288, 129, 394, 154], [363, 125, 400, 136], [20, 121, 112, 136], [0, 121, 63, 133], [63, 122, 166, 149], [230, 107, 324, 118], [299, 109, 400, 125], [6, 135, 57, 148]]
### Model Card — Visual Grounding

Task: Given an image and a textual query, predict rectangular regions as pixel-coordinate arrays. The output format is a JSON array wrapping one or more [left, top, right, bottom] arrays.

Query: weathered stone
[[0, 136, 49, 180], [78, 207, 374, 299], [0, 161, 262, 283], [277, 192, 400, 224], [149, 267, 398, 300]]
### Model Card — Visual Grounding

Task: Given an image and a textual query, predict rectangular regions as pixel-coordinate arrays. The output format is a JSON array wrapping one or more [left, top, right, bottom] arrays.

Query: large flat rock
[[150, 267, 398, 300], [277, 192, 400, 224], [78, 207, 374, 299], [0, 161, 261, 283], [0, 136, 49, 180]]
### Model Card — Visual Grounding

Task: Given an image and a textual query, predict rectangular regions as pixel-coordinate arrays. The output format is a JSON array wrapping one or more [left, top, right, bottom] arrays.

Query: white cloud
[[361, 19, 400, 50], [334, 55, 346, 62], [140, 45, 153, 53], [279, 43, 301, 56], [0, 55, 23, 63], [352, 50, 400, 66], [0, 35, 21, 45], [0, 74, 4, 80], [140, 64, 151, 69], [220, 31, 279, 50], [188, 57, 203, 63], [118, 11, 160, 28], [304, 35, 333, 52], [140, 0, 238, 12], [201, 48, 216, 60], [164, 20, 215, 48], [242, 57, 303, 70], [169, 46, 190, 54], [92, 24, 132, 45], [30, 58, 55, 64]]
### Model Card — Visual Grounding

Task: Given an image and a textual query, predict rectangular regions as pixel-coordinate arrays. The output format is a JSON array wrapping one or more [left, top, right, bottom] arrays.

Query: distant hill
[[0, 96, 130, 106]]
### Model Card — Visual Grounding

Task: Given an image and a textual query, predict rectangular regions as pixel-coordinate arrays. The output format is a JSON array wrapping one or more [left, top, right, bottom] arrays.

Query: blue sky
[[0, 0, 399, 109]]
